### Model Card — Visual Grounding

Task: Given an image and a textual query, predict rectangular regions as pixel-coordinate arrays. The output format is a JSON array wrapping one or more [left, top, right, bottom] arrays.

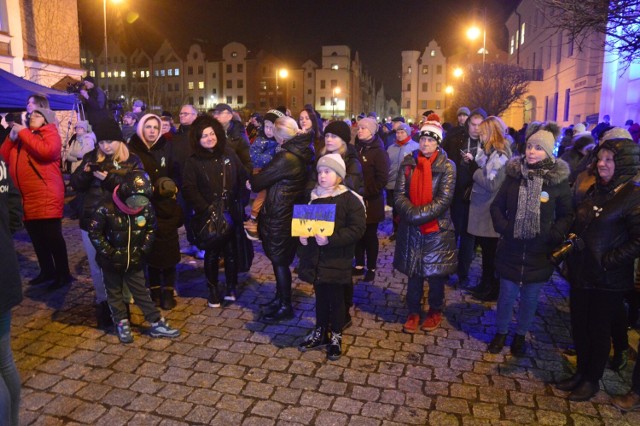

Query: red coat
[[0, 124, 64, 220]]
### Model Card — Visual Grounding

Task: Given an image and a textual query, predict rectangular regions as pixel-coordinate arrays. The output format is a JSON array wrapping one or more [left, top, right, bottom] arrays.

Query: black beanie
[[94, 119, 124, 142], [324, 121, 352, 145]]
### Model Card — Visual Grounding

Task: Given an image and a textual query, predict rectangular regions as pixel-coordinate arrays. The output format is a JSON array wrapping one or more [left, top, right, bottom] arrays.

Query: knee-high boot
[[263, 265, 294, 322]]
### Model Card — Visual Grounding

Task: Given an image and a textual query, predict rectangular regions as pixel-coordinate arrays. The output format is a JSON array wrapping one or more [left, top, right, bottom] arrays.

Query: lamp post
[[466, 8, 487, 66], [275, 68, 288, 105], [332, 87, 341, 118], [444, 85, 454, 110], [103, 0, 123, 97]]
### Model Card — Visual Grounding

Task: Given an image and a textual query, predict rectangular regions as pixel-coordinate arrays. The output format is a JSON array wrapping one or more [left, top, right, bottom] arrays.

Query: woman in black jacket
[[250, 116, 315, 322], [70, 120, 143, 329], [488, 127, 573, 357], [560, 131, 640, 402], [0, 153, 23, 426], [182, 116, 248, 307], [354, 117, 390, 282]]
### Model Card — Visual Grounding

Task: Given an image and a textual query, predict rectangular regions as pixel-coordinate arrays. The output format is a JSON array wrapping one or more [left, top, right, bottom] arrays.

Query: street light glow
[[445, 86, 454, 95], [453, 67, 464, 78], [467, 26, 481, 40], [278, 69, 289, 78], [334, 87, 341, 95]]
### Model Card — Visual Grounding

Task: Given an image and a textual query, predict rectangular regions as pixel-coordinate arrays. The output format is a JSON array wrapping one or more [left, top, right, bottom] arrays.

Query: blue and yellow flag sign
[[291, 204, 336, 237]]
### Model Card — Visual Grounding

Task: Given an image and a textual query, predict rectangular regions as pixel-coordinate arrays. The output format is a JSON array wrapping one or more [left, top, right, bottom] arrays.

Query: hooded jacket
[[0, 123, 64, 220], [490, 157, 573, 284], [393, 148, 458, 278], [251, 132, 315, 265], [566, 139, 640, 291]]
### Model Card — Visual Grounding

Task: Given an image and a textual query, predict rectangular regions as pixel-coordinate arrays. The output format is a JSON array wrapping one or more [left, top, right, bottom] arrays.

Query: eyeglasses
[[179, 112, 195, 116]]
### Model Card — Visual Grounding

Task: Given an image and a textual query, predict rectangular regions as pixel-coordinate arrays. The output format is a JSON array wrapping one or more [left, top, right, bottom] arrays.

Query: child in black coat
[[297, 153, 366, 360]]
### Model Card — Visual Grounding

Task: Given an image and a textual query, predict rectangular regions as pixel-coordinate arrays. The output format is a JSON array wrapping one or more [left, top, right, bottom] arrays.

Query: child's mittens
[[315, 235, 329, 246], [299, 237, 308, 246]]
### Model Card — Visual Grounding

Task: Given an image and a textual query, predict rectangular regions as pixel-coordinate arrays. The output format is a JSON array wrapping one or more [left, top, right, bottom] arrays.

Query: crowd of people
[[2, 86, 640, 425]]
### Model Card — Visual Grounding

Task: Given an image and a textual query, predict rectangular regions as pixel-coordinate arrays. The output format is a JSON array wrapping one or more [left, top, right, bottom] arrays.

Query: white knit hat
[[317, 153, 346, 179]]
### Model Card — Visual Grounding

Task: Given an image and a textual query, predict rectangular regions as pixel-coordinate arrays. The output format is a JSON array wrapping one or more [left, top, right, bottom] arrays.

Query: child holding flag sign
[[296, 153, 366, 360]]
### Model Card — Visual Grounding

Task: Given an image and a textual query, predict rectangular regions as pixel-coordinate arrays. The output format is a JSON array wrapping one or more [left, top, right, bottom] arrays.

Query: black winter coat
[[251, 132, 315, 266], [441, 128, 481, 203], [70, 151, 144, 231], [566, 139, 640, 291], [128, 134, 173, 189], [225, 120, 253, 176], [490, 157, 573, 284], [88, 199, 156, 273], [356, 135, 390, 224], [168, 125, 191, 189], [393, 148, 458, 278], [0, 154, 23, 315], [147, 196, 183, 269], [297, 189, 366, 285]]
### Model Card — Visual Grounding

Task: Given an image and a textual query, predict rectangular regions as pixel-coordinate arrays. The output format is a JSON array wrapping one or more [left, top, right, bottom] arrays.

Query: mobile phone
[[88, 163, 102, 172]]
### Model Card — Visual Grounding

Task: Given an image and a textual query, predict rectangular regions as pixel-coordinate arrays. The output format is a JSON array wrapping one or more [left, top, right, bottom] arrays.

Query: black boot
[[262, 301, 294, 322], [327, 331, 343, 361], [96, 301, 113, 330], [298, 327, 329, 352], [468, 278, 490, 296], [487, 333, 507, 354], [511, 334, 527, 357], [555, 373, 583, 391], [150, 286, 161, 307], [160, 287, 177, 310], [263, 265, 294, 322], [207, 281, 221, 308], [568, 380, 599, 401]]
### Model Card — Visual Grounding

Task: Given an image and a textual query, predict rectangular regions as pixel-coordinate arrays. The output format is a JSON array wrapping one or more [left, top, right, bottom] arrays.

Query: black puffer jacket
[[88, 179, 156, 273], [297, 189, 366, 285], [251, 132, 315, 265], [566, 139, 640, 291], [0, 154, 23, 315], [490, 157, 573, 284], [356, 135, 390, 223], [225, 120, 253, 176], [70, 151, 143, 231], [393, 148, 457, 278]]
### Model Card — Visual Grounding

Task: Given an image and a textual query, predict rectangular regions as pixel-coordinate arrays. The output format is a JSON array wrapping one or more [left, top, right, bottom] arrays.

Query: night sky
[[78, 0, 518, 99]]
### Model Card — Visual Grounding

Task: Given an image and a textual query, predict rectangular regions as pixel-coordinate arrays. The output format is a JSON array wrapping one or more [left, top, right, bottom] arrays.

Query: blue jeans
[[406, 275, 447, 314], [495, 278, 544, 335], [0, 311, 20, 426]]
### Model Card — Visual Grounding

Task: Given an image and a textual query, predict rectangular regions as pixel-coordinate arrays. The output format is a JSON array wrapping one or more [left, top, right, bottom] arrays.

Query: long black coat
[[0, 154, 23, 315], [251, 132, 315, 266], [393, 148, 457, 278], [147, 196, 183, 269], [70, 151, 144, 231], [297, 190, 366, 285], [225, 120, 253, 176], [490, 157, 573, 284], [356, 135, 390, 224], [128, 134, 173, 189], [566, 139, 640, 292]]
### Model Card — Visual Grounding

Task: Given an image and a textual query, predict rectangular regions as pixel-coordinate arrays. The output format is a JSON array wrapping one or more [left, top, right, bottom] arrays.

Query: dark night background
[[78, 0, 519, 99]]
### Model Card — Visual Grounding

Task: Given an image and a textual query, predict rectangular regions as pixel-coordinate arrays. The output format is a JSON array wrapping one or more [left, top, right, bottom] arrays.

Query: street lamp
[[275, 68, 288, 104], [444, 85, 454, 110], [332, 87, 341, 117], [103, 0, 123, 97], [453, 67, 464, 79], [466, 8, 487, 66]]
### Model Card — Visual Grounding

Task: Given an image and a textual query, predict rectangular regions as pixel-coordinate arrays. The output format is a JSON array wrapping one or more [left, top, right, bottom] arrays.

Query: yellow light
[[278, 69, 289, 78], [445, 86, 454, 95], [467, 26, 481, 40], [334, 87, 341, 94], [453, 67, 464, 78]]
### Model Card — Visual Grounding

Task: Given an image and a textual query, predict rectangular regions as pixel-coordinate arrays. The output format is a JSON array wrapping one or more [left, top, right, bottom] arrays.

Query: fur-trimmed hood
[[505, 156, 570, 186]]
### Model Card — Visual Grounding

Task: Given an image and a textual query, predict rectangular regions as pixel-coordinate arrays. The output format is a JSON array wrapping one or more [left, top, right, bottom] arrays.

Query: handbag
[[191, 157, 234, 250]]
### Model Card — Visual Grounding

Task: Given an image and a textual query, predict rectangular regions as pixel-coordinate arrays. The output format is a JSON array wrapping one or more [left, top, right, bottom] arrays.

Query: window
[[188, 66, 193, 75], [510, 36, 515, 55], [212, 72, 217, 78], [436, 65, 442, 75], [193, 52, 199, 60], [260, 80, 267, 90], [168, 69, 173, 76], [436, 83, 442, 92], [292, 81, 296, 89], [292, 96, 296, 107], [145, 70, 150, 78], [226, 96, 232, 103], [198, 81, 204, 89], [307, 89, 312, 94], [237, 64, 243, 73], [564, 88, 570, 121], [175, 68, 180, 76], [160, 69, 165, 77], [132, 71, 137, 78], [553, 92, 559, 121], [198, 65, 204, 74], [188, 81, 194, 90], [557, 32, 563, 64], [421, 83, 428, 92], [521, 22, 526, 45], [568, 35, 574, 57], [544, 95, 549, 121], [320, 97, 326, 106], [189, 96, 194, 104], [330, 79, 337, 88], [406, 100, 410, 108], [407, 83, 411, 91], [421, 100, 427, 109], [199, 96, 204, 105], [168, 84, 172, 92], [89, 70, 95, 77], [435, 100, 442, 109], [237, 96, 244, 104], [259, 98, 266, 108], [422, 65, 429, 74], [211, 88, 216, 94], [430, 50, 436, 57], [320, 80, 326, 89], [408, 66, 412, 74], [231, 52, 238, 58], [175, 83, 179, 91], [226, 64, 232, 73], [307, 72, 312, 78], [108, 71, 113, 78], [226, 80, 232, 89], [237, 79, 244, 89], [331, 64, 339, 70]]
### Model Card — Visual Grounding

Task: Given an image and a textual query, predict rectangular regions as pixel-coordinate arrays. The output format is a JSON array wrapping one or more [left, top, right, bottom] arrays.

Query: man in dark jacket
[[79, 76, 110, 127], [441, 107, 487, 286], [213, 103, 253, 175]]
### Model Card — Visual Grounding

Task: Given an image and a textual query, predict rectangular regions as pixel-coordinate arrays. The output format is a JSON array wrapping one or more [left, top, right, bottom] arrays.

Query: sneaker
[[327, 331, 342, 361], [224, 291, 237, 302], [403, 313, 420, 334], [298, 327, 329, 352], [208, 285, 221, 308], [149, 318, 180, 338], [352, 266, 365, 276], [363, 269, 376, 282], [116, 319, 133, 343], [612, 391, 640, 412], [421, 310, 443, 331], [180, 245, 198, 256], [487, 333, 507, 354], [244, 218, 260, 241]]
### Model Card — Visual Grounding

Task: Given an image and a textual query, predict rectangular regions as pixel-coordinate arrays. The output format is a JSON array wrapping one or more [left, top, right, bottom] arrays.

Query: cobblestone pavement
[[11, 212, 640, 425]]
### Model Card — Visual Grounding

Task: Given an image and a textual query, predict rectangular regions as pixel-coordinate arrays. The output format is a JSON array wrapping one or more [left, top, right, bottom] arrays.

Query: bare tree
[[454, 63, 530, 117], [537, 0, 640, 67]]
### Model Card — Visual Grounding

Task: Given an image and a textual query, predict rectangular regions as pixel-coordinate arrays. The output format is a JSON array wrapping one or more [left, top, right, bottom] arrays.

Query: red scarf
[[409, 151, 440, 234], [396, 136, 411, 146]]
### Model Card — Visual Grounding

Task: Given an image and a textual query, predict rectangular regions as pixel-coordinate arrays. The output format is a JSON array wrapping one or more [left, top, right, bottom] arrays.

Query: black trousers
[[315, 282, 346, 332], [355, 223, 379, 270], [204, 235, 238, 289], [147, 266, 177, 289], [570, 287, 625, 383], [476, 236, 498, 284], [24, 219, 70, 278]]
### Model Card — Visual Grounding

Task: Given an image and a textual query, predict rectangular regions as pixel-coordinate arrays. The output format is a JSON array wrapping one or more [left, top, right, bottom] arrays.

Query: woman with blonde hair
[[465, 116, 512, 301], [70, 119, 143, 328]]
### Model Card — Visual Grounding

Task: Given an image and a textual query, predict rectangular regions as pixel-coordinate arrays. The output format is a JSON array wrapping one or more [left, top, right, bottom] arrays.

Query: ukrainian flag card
[[291, 204, 336, 237]]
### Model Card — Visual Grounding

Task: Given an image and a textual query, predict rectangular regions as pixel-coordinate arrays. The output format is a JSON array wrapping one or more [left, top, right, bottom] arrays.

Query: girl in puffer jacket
[[89, 170, 180, 344]]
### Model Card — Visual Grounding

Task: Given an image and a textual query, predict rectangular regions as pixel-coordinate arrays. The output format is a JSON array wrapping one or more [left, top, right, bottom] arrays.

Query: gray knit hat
[[528, 129, 556, 160], [317, 153, 346, 179]]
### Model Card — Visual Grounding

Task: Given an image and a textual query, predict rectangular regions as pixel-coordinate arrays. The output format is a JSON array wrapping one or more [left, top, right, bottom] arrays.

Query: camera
[[66, 81, 86, 94], [550, 233, 584, 266]]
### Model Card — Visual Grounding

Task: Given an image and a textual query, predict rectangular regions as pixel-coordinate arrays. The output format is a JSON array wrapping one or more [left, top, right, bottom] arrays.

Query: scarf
[[112, 186, 144, 215], [513, 158, 554, 239], [409, 151, 440, 234], [310, 184, 365, 207], [396, 136, 411, 147]]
